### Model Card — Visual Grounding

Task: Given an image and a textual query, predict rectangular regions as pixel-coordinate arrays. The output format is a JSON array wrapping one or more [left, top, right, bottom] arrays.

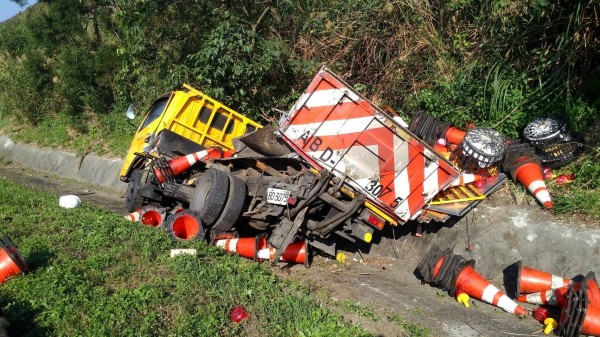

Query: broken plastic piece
[[59, 195, 81, 209], [230, 306, 249, 323]]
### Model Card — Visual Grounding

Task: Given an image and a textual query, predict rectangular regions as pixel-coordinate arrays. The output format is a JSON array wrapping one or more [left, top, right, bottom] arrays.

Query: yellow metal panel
[[429, 184, 486, 205]]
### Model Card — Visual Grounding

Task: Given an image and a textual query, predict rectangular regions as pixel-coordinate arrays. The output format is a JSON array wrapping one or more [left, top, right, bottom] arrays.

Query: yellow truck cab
[[121, 84, 261, 212]]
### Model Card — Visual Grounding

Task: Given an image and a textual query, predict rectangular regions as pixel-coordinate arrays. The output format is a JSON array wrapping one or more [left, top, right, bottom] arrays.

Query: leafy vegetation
[[0, 177, 375, 336], [0, 0, 599, 216]]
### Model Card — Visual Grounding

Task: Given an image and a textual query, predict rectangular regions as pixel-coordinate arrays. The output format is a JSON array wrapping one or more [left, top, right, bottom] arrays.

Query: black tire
[[190, 168, 229, 226], [211, 173, 247, 232], [126, 169, 145, 213]]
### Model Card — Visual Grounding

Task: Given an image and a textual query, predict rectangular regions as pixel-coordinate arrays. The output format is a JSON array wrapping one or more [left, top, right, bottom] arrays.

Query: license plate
[[266, 188, 291, 205]]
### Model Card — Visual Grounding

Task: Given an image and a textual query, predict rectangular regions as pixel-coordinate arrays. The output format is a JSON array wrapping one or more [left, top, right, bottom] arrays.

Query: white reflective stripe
[[256, 248, 272, 260], [481, 284, 500, 304], [215, 240, 227, 249], [497, 295, 518, 314], [285, 116, 379, 140], [422, 160, 440, 200], [525, 292, 542, 304], [393, 138, 411, 200], [535, 190, 552, 203], [304, 88, 361, 108], [527, 180, 546, 194], [227, 239, 238, 253], [551, 275, 566, 289]]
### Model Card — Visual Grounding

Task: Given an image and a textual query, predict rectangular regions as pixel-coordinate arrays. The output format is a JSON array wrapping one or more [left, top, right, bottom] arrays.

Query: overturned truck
[[120, 67, 461, 262]]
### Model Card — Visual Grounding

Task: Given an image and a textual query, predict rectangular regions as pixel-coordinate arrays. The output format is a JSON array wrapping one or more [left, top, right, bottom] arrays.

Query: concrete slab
[[0, 135, 125, 191]]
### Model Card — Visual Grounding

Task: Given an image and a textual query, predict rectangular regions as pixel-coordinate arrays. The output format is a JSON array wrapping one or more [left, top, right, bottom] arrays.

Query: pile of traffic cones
[[416, 245, 527, 316], [0, 235, 27, 283], [512, 261, 600, 336], [212, 235, 309, 267]]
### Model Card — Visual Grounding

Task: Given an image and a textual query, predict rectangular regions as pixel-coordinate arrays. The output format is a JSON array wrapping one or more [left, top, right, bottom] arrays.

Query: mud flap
[[268, 207, 308, 263]]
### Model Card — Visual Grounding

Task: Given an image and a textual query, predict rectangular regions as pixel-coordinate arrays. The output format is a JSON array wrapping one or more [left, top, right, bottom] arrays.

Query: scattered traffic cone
[[516, 261, 570, 296], [124, 209, 141, 222], [166, 210, 205, 241], [454, 264, 528, 316], [445, 126, 467, 145], [153, 148, 234, 183], [0, 237, 26, 283], [512, 157, 553, 209], [418, 246, 526, 316], [140, 206, 166, 228], [213, 236, 267, 260], [256, 241, 309, 267]]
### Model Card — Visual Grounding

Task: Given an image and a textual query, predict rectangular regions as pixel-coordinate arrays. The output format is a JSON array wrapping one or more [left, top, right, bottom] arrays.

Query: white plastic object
[[59, 195, 81, 209], [170, 249, 197, 258]]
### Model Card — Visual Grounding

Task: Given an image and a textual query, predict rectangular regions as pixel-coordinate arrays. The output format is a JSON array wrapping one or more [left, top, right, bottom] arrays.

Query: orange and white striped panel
[[280, 67, 460, 223]]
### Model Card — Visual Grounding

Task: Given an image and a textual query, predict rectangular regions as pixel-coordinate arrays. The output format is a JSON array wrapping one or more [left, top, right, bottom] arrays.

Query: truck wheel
[[126, 169, 145, 213], [190, 168, 229, 226], [211, 173, 247, 232]]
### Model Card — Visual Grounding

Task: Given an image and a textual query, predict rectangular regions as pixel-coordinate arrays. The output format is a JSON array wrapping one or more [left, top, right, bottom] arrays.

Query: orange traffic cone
[[517, 286, 570, 307], [256, 241, 309, 267], [516, 261, 570, 296], [512, 157, 553, 209], [454, 265, 528, 316], [153, 148, 234, 183], [124, 209, 141, 222], [213, 236, 268, 260], [445, 126, 467, 145], [0, 237, 26, 283], [559, 281, 600, 336], [418, 246, 526, 316], [140, 206, 166, 228], [166, 210, 205, 241]]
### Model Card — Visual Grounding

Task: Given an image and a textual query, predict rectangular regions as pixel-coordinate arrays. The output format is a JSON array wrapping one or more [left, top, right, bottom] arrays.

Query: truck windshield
[[140, 96, 169, 130]]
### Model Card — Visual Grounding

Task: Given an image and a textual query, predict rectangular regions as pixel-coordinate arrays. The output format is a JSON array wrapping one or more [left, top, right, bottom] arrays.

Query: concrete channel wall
[[0, 135, 125, 191]]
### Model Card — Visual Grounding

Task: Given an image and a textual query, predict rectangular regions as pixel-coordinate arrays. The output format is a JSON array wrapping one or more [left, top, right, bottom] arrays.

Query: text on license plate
[[266, 188, 291, 205]]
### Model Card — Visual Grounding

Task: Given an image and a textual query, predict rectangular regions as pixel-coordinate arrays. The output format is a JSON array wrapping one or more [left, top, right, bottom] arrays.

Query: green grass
[[0, 178, 371, 337], [339, 300, 380, 322], [387, 314, 431, 337]]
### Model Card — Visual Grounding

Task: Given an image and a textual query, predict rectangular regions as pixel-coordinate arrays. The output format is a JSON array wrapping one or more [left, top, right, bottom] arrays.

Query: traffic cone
[[516, 261, 570, 296], [167, 210, 205, 241], [454, 265, 528, 316], [517, 286, 570, 306], [512, 157, 553, 209], [153, 148, 234, 183], [213, 236, 267, 260], [559, 283, 600, 336], [256, 241, 309, 267], [445, 126, 467, 145], [124, 209, 141, 222], [0, 238, 26, 283], [418, 246, 526, 316], [140, 206, 166, 228]]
